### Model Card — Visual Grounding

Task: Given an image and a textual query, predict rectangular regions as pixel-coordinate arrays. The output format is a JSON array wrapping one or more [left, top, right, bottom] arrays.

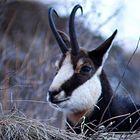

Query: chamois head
[[47, 5, 117, 113]]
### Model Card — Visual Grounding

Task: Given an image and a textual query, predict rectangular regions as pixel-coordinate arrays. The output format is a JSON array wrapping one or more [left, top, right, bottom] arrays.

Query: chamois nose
[[48, 90, 59, 96], [47, 90, 60, 103]]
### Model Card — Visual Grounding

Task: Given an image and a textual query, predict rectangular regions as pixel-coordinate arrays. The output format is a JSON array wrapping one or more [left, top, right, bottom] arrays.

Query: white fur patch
[[55, 91, 65, 100], [49, 53, 74, 91], [77, 59, 84, 67], [57, 67, 102, 113]]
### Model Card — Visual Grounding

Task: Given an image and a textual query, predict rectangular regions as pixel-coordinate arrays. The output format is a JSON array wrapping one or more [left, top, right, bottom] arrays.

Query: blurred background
[[0, 0, 139, 128]]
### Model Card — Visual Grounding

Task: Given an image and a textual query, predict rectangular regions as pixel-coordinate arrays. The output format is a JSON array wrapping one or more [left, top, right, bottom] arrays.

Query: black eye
[[80, 65, 92, 73]]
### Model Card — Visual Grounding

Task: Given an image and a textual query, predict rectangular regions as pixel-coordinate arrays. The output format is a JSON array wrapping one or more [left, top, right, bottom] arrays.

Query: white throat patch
[[49, 53, 74, 91]]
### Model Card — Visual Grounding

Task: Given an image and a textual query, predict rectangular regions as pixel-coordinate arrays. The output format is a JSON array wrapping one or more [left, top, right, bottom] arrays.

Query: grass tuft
[[0, 109, 86, 140], [0, 109, 140, 140]]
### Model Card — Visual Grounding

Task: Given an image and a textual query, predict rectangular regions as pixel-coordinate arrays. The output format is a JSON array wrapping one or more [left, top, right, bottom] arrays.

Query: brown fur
[[67, 109, 93, 125]]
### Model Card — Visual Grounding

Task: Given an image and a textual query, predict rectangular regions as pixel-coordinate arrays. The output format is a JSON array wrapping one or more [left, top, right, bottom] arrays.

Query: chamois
[[47, 5, 140, 135]]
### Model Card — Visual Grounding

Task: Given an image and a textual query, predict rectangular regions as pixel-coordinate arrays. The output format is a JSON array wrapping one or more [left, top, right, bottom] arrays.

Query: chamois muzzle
[[48, 90, 70, 104], [48, 90, 60, 103]]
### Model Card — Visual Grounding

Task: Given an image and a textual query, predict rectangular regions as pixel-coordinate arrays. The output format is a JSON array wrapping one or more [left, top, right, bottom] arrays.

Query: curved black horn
[[48, 8, 68, 54], [69, 5, 83, 55]]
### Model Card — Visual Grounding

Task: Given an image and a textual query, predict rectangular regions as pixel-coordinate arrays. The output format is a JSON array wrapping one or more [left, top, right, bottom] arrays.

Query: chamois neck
[[94, 70, 113, 121], [66, 70, 113, 127], [100, 70, 113, 102], [84, 70, 113, 124]]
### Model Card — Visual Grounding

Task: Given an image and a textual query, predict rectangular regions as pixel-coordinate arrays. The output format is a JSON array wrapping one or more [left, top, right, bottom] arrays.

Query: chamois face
[[47, 50, 102, 113], [47, 4, 117, 113]]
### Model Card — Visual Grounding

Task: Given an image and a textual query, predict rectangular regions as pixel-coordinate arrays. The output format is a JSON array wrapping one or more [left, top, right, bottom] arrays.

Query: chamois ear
[[57, 30, 71, 49], [88, 30, 117, 67]]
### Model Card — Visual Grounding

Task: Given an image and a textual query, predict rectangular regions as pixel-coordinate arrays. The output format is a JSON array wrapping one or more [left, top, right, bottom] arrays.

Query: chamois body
[[47, 5, 140, 135]]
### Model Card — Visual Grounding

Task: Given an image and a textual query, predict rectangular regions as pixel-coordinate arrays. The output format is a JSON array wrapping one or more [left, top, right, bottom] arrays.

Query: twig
[[115, 37, 140, 93], [95, 7, 122, 30], [8, 99, 48, 104]]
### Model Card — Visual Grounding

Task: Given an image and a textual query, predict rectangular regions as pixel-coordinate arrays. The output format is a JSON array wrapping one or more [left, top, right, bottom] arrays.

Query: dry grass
[[0, 109, 140, 140], [0, 109, 86, 140]]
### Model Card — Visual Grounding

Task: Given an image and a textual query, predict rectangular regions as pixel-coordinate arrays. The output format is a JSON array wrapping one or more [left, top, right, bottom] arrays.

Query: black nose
[[48, 90, 60, 102]]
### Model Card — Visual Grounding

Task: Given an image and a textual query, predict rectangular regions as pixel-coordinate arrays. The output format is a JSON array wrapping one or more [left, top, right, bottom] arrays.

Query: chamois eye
[[80, 65, 92, 73]]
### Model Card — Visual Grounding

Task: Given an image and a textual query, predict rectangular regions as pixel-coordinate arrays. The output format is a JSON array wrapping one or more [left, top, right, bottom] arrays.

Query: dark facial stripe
[[61, 72, 93, 97], [53, 50, 99, 98], [60, 51, 97, 97]]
